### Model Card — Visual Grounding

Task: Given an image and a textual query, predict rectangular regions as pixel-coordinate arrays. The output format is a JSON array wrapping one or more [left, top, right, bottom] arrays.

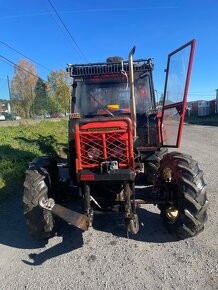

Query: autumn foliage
[[10, 59, 71, 118]]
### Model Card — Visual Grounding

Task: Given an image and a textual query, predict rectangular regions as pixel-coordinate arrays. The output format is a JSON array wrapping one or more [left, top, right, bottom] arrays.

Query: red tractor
[[23, 39, 208, 240]]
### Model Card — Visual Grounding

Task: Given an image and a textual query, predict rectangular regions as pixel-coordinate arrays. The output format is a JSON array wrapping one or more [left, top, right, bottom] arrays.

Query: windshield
[[73, 73, 153, 116]]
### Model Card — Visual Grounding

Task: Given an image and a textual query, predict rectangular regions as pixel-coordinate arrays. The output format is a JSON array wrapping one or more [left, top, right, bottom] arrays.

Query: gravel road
[[0, 124, 217, 290]]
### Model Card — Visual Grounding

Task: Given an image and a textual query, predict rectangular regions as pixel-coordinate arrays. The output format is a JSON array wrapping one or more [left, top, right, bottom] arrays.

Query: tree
[[11, 59, 39, 118], [34, 78, 48, 115], [47, 70, 71, 114]]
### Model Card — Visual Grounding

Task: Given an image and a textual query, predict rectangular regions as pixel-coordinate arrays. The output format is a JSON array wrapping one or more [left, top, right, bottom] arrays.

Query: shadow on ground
[[185, 116, 218, 126], [16, 134, 66, 155], [0, 142, 177, 266], [0, 195, 84, 265], [92, 207, 178, 244], [0, 190, 177, 266], [22, 222, 84, 266]]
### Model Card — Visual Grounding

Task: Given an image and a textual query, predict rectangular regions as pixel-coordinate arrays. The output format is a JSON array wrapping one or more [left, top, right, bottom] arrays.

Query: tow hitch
[[39, 197, 90, 231]]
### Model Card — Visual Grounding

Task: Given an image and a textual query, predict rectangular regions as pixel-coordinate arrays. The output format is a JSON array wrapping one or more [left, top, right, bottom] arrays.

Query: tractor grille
[[75, 119, 134, 171], [80, 131, 129, 168]]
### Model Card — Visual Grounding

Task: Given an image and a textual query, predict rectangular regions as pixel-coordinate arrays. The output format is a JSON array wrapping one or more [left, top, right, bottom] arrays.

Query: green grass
[[185, 115, 218, 126], [0, 119, 68, 201]]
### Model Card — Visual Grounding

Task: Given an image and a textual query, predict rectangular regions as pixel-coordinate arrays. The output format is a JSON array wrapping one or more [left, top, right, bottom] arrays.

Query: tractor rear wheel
[[157, 152, 208, 239], [23, 156, 60, 239]]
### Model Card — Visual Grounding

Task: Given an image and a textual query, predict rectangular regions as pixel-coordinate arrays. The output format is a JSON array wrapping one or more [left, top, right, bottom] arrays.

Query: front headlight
[[87, 147, 101, 159]]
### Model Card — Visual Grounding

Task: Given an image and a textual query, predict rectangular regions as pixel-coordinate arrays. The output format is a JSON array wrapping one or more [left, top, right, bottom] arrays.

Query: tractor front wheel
[[157, 152, 208, 239], [23, 156, 60, 239]]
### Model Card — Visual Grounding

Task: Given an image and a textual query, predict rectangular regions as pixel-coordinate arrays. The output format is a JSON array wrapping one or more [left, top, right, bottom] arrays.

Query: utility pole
[[64, 96, 66, 115], [46, 90, 49, 113], [56, 92, 58, 113], [7, 75, 14, 119], [31, 86, 35, 117]]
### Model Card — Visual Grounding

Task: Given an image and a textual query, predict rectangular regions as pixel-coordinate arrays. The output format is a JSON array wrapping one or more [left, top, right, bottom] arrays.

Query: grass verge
[[0, 119, 68, 202]]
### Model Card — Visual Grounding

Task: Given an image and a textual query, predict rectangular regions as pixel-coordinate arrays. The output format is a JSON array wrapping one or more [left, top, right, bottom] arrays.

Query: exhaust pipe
[[128, 46, 137, 139], [39, 197, 89, 231]]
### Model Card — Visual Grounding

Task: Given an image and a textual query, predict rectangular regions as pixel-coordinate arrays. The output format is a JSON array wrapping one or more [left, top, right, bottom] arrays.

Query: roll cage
[[67, 58, 156, 117]]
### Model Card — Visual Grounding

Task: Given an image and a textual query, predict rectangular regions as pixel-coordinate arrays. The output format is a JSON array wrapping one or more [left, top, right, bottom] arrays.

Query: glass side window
[[164, 45, 191, 105], [135, 75, 152, 114], [161, 39, 195, 147]]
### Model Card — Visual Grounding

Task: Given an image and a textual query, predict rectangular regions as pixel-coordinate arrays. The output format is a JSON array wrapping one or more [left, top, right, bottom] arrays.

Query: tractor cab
[[68, 57, 155, 118], [67, 57, 158, 155], [68, 58, 155, 114]]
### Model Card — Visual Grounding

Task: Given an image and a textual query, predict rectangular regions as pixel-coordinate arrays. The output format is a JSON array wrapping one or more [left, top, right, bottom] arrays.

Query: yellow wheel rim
[[165, 206, 179, 222]]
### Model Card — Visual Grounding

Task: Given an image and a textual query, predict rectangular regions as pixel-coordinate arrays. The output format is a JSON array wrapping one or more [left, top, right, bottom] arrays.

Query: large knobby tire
[[23, 156, 60, 239], [144, 148, 168, 184], [157, 152, 208, 239]]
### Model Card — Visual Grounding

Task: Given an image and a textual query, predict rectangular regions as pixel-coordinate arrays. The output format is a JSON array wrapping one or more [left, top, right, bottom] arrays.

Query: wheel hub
[[165, 206, 179, 222]]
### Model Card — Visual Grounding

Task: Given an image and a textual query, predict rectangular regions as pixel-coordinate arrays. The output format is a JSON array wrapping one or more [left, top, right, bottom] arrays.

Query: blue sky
[[0, 0, 217, 101]]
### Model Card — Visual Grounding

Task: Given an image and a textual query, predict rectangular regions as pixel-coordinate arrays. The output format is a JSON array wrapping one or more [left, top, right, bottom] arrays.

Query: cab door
[[161, 39, 196, 147]]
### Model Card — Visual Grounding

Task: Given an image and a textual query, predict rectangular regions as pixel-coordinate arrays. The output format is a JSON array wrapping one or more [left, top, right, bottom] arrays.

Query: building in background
[[189, 97, 216, 117], [198, 101, 210, 116], [0, 99, 10, 113], [209, 99, 216, 115], [190, 101, 198, 117]]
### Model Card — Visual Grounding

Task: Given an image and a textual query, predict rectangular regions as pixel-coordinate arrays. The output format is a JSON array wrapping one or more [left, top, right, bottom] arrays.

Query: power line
[[188, 94, 215, 97], [0, 40, 52, 72], [39, 0, 74, 55], [0, 55, 49, 84], [0, 7, 177, 20], [46, 0, 89, 62], [189, 91, 215, 94]]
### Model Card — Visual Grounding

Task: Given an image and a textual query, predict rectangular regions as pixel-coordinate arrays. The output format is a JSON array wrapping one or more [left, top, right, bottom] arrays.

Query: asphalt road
[[0, 124, 217, 290]]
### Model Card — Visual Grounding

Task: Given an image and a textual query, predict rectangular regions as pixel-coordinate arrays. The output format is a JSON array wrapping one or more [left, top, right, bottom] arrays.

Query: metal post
[[47, 92, 49, 113], [155, 89, 159, 104], [128, 46, 137, 139]]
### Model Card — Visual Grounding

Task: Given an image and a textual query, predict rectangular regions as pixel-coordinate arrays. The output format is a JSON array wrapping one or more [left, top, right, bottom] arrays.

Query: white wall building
[[198, 101, 210, 116]]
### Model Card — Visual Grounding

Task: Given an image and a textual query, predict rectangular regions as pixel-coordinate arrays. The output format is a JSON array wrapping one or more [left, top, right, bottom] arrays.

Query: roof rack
[[67, 58, 153, 77]]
